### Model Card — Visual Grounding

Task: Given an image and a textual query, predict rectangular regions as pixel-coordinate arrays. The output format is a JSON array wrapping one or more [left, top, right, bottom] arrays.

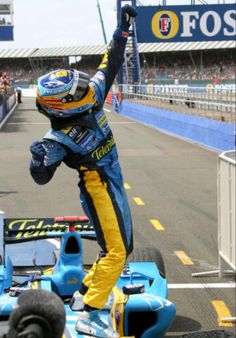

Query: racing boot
[[75, 310, 119, 338], [70, 291, 114, 311]]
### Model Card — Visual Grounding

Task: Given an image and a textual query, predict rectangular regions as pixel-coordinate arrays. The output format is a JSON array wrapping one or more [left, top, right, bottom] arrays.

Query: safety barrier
[[218, 151, 236, 277], [0, 93, 17, 129], [120, 84, 236, 124], [192, 151, 236, 281], [191, 151, 236, 328], [118, 100, 235, 152]]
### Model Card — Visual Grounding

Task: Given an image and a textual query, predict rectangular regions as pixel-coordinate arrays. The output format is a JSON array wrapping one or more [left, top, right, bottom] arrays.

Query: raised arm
[[95, 5, 137, 100]]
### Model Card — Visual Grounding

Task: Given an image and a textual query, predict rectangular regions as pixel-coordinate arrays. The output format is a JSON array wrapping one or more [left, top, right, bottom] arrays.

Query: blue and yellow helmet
[[36, 69, 96, 119]]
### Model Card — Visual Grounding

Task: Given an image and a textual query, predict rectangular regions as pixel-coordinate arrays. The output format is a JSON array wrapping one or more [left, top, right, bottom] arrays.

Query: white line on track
[[168, 282, 236, 289], [104, 108, 111, 113]]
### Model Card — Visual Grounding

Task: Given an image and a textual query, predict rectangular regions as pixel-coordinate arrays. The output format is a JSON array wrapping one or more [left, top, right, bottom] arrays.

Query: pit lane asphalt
[[0, 98, 235, 337]]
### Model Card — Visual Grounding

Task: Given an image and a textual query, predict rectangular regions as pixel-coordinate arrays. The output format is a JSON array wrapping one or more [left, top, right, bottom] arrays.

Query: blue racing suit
[[30, 31, 133, 310]]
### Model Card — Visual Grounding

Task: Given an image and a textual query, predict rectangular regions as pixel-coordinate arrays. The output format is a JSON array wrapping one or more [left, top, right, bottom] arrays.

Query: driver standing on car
[[29, 5, 137, 338]]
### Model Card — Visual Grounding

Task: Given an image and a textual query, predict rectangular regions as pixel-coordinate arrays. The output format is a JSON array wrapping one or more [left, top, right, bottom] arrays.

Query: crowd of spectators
[[141, 50, 235, 84], [0, 58, 70, 85], [0, 71, 15, 104], [0, 71, 10, 94], [0, 49, 235, 87], [0, 57, 100, 87]]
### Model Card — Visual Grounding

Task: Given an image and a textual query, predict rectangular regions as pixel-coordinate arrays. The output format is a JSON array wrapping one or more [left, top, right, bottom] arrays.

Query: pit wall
[[0, 89, 37, 129], [0, 93, 17, 128], [119, 100, 235, 153]]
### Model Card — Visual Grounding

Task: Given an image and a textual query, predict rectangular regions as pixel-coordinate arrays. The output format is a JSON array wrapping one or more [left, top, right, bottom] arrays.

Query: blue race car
[[0, 215, 176, 338]]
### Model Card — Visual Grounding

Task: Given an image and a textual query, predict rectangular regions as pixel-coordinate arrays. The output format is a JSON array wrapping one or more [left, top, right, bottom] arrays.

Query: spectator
[[16, 86, 22, 103]]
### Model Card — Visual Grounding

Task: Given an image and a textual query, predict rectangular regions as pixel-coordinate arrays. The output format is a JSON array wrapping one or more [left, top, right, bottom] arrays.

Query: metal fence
[[218, 151, 236, 278], [119, 84, 236, 124]]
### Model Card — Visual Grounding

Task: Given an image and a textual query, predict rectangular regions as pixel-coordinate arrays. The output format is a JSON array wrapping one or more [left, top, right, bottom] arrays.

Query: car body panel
[[0, 217, 176, 338]]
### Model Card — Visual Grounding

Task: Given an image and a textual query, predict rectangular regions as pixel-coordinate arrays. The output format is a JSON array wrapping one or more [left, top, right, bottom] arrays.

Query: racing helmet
[[36, 69, 96, 119]]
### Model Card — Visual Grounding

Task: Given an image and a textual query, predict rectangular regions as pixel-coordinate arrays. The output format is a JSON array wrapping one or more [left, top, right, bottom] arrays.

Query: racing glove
[[113, 4, 138, 41], [120, 4, 138, 32], [30, 141, 46, 167]]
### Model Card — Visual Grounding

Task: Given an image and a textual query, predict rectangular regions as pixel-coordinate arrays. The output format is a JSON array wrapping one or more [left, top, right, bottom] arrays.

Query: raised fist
[[30, 141, 46, 166], [120, 4, 138, 31]]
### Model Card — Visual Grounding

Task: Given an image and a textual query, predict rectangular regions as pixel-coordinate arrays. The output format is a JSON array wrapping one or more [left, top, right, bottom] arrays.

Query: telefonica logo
[[91, 135, 115, 160], [151, 9, 236, 40]]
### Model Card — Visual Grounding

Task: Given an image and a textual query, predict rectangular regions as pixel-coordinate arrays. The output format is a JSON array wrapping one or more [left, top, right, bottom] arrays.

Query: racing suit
[[30, 31, 133, 310]]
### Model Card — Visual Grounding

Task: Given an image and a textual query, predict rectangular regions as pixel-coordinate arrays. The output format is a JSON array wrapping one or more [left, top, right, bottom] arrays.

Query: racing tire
[[127, 247, 166, 278]]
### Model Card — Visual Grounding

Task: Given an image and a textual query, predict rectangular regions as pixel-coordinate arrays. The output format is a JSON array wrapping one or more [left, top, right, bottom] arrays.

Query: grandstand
[[0, 45, 106, 87], [0, 40, 235, 88]]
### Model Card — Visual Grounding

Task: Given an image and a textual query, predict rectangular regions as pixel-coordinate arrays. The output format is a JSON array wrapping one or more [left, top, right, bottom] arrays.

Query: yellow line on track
[[175, 250, 194, 265], [124, 182, 131, 190], [150, 219, 165, 231], [133, 197, 145, 206], [212, 300, 234, 327]]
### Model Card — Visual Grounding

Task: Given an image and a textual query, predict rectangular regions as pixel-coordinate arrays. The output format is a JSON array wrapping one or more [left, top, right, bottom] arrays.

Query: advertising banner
[[0, 26, 13, 41], [136, 4, 236, 43]]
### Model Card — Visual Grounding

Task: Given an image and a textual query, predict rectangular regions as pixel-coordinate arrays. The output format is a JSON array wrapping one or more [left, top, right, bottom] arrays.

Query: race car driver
[[29, 5, 137, 338]]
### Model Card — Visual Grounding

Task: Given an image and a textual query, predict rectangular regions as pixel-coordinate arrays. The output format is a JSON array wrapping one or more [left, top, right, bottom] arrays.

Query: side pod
[[0, 256, 13, 295], [123, 293, 176, 338]]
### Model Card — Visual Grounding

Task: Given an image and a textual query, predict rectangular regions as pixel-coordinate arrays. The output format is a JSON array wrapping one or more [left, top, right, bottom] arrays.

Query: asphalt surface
[[0, 97, 235, 337]]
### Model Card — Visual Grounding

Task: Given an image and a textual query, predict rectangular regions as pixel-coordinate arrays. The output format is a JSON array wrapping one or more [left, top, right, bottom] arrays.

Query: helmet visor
[[71, 70, 90, 101]]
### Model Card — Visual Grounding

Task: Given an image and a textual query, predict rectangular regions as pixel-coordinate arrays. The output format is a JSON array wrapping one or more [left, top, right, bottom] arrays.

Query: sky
[[0, 0, 234, 50]]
